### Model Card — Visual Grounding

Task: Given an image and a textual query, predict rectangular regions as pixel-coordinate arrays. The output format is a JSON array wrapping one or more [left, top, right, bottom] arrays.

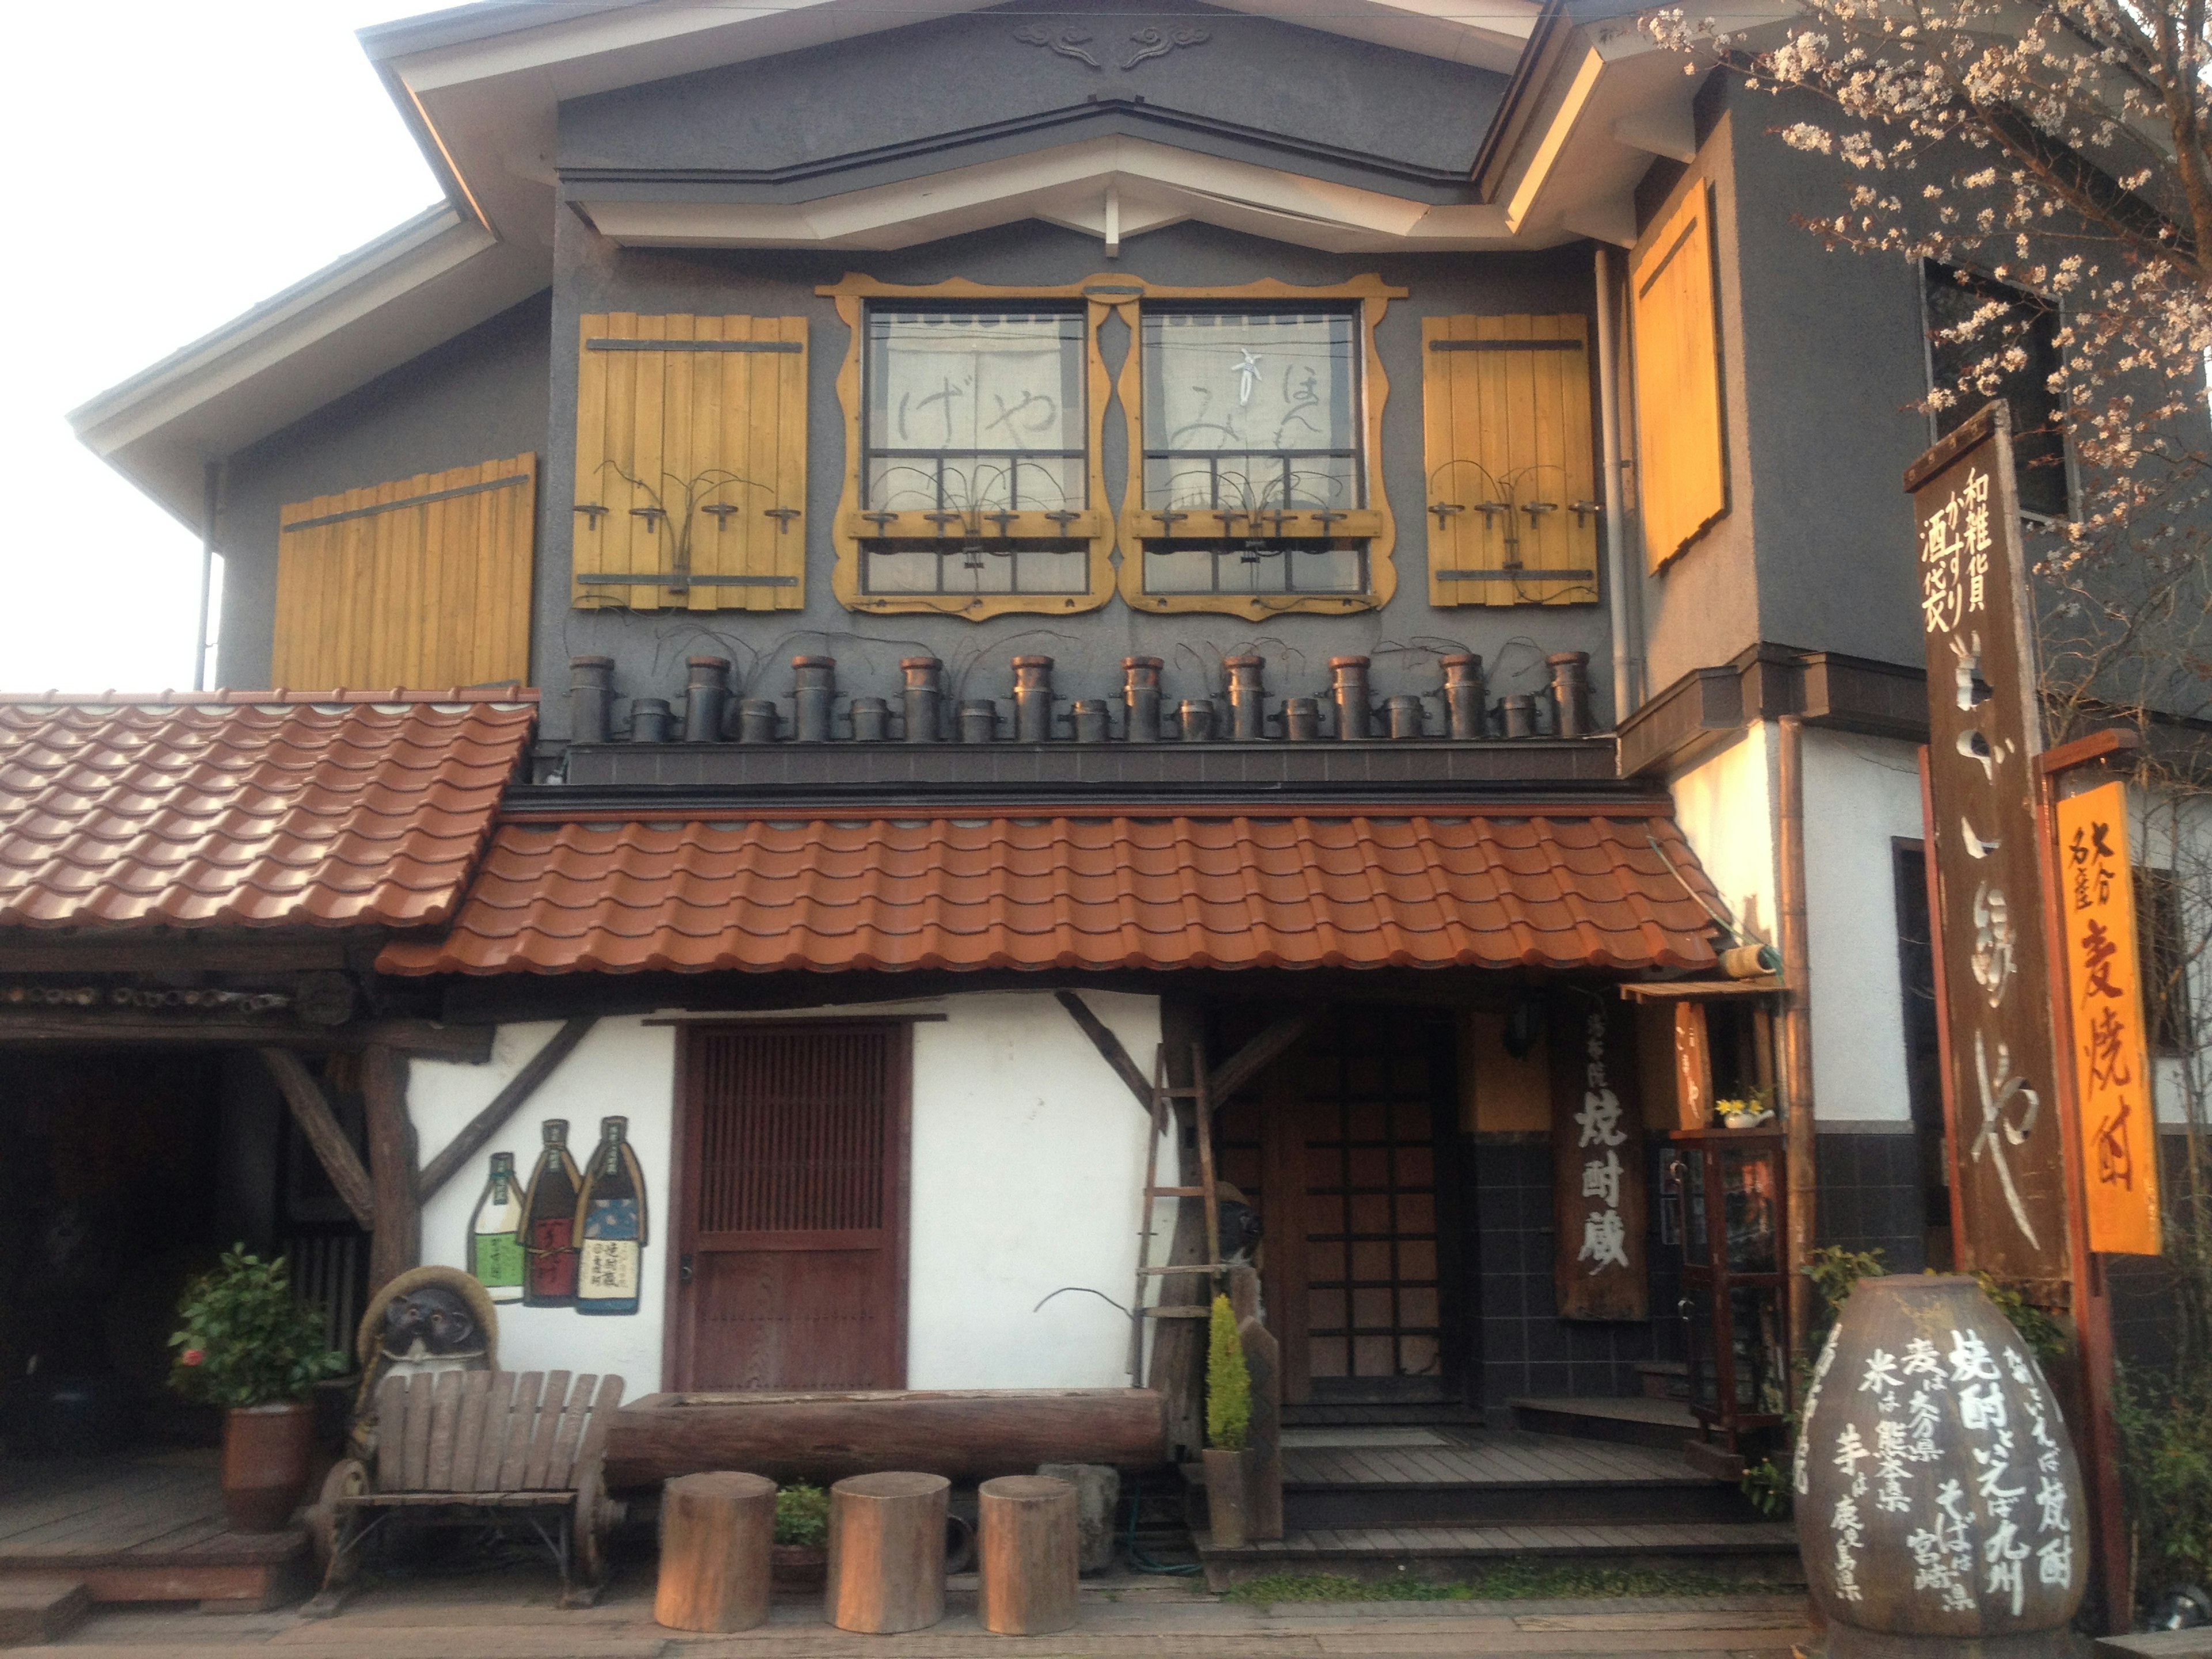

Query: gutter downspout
[[195, 461, 219, 692], [1777, 714, 1817, 1361], [1594, 245, 1637, 719]]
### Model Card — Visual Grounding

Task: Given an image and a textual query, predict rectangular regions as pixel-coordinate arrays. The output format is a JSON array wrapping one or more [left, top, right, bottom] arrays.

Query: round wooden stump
[[826, 1471, 949, 1634], [979, 1475, 1078, 1636], [653, 1471, 775, 1633]]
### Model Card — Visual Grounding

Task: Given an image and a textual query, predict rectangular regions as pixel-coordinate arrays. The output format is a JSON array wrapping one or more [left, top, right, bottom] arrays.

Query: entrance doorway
[[670, 1022, 910, 1391], [1214, 1010, 1462, 1406]]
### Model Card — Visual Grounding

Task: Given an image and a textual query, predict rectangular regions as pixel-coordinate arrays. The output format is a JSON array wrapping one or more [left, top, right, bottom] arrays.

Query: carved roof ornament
[[1012, 23, 1210, 71]]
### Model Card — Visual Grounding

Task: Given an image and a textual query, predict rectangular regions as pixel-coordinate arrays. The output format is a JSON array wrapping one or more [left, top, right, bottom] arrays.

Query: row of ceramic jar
[[568, 650, 1600, 745]]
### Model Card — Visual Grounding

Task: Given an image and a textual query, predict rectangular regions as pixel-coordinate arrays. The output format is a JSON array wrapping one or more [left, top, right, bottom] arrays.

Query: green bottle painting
[[468, 1151, 525, 1303]]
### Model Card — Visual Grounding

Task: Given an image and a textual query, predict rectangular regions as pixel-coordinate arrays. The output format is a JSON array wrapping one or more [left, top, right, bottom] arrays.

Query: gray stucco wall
[[216, 293, 552, 689], [539, 215, 1620, 737]]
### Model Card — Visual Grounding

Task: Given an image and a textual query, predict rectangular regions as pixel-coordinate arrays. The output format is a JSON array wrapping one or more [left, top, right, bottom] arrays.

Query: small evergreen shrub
[[1205, 1293, 1250, 1452], [168, 1246, 349, 1409], [775, 1481, 830, 1548]]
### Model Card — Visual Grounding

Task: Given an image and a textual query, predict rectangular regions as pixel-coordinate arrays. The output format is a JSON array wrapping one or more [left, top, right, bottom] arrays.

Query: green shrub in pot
[[169, 1247, 348, 1408]]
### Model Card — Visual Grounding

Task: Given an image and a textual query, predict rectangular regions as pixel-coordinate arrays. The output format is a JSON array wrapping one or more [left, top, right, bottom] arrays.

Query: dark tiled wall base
[[1469, 1135, 1685, 1414], [2108, 1132, 2195, 1380], [1815, 1129, 1929, 1272]]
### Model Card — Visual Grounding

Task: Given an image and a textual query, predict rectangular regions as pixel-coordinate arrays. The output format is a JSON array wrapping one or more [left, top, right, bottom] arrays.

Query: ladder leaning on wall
[[1127, 1041, 1224, 1382]]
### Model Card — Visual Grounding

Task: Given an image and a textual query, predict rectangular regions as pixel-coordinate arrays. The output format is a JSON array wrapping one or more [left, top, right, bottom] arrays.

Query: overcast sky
[[0, 3, 437, 693]]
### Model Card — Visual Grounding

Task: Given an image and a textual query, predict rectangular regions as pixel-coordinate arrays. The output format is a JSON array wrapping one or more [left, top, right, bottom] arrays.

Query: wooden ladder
[[1127, 1041, 1224, 1381]]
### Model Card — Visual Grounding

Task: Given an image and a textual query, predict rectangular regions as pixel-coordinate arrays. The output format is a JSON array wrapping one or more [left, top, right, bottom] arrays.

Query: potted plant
[[169, 1247, 349, 1533], [1202, 1293, 1252, 1549], [772, 1480, 831, 1587]]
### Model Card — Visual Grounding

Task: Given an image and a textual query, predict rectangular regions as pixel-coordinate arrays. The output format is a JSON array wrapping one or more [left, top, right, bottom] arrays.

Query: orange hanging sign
[[2055, 781, 2162, 1255]]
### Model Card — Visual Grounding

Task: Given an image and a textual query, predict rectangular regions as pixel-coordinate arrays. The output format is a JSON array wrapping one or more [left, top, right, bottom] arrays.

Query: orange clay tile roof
[[376, 806, 1723, 976], [0, 691, 537, 931]]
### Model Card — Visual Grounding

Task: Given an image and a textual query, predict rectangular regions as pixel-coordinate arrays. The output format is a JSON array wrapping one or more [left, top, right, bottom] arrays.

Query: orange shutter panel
[[1421, 315, 1600, 606], [571, 313, 808, 612], [272, 453, 536, 690], [1631, 181, 1728, 571]]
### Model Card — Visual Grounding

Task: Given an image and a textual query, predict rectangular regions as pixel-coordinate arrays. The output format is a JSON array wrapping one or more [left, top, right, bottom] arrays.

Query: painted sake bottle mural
[[1797, 1275, 2085, 1657], [469, 1152, 525, 1303], [575, 1116, 647, 1316], [522, 1120, 583, 1307]]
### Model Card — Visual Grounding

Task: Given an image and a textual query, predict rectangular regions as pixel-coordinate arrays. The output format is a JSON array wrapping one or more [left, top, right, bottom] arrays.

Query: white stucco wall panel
[[907, 990, 1168, 1390], [410, 1016, 676, 1391], [406, 991, 1167, 1396], [1667, 724, 1780, 955], [1801, 729, 1927, 1124]]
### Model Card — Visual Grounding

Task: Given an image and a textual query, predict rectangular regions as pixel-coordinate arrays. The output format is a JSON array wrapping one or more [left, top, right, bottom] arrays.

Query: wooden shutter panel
[[1631, 182, 1728, 571], [1421, 315, 1599, 607], [571, 314, 808, 612], [273, 453, 535, 690]]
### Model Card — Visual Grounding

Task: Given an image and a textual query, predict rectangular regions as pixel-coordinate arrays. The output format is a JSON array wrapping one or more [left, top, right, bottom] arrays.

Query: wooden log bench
[[606, 1388, 1167, 1488], [305, 1370, 626, 1616]]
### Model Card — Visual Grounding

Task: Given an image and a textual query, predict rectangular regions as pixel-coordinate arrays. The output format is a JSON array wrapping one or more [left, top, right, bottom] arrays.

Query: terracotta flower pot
[[221, 1402, 316, 1533], [771, 1543, 828, 1589], [1202, 1447, 1249, 1550]]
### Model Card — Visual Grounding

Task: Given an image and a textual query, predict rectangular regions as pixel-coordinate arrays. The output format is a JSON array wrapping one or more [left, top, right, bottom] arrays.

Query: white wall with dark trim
[[407, 991, 1168, 1395]]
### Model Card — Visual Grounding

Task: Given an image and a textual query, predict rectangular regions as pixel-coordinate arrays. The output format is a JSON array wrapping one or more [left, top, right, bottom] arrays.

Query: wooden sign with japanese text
[[1910, 403, 2071, 1288], [2055, 782, 2162, 1255], [1552, 996, 1647, 1320]]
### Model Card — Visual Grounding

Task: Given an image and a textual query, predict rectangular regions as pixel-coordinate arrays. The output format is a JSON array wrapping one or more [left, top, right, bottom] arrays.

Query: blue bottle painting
[[574, 1115, 647, 1316]]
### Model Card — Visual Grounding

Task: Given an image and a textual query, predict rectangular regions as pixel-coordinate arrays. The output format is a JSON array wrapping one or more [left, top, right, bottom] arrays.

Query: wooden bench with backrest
[[307, 1369, 625, 1613]]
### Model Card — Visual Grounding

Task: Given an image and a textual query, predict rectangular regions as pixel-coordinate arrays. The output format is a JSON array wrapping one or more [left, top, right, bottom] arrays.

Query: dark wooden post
[[361, 1045, 418, 1297], [654, 1472, 774, 1633]]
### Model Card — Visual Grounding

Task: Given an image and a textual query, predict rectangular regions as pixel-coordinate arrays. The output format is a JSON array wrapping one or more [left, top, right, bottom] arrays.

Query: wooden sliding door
[[671, 1023, 910, 1391]]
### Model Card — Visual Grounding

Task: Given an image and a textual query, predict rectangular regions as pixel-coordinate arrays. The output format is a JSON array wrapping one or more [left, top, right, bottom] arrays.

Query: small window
[[1922, 263, 2069, 518], [2137, 867, 2193, 1058], [864, 310, 1086, 512], [1139, 310, 1366, 596]]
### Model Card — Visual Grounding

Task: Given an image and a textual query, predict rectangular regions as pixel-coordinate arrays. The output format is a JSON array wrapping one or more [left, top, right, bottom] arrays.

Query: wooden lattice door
[[673, 1023, 909, 1391]]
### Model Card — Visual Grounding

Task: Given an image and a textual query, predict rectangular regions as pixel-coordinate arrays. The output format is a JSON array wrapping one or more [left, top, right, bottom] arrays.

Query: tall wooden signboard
[[2054, 782, 2163, 1256], [1552, 997, 1647, 1320], [1910, 403, 2071, 1291]]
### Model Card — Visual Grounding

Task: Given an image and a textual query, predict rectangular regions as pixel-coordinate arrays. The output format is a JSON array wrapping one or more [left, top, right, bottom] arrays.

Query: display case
[[1666, 1127, 1789, 1456]]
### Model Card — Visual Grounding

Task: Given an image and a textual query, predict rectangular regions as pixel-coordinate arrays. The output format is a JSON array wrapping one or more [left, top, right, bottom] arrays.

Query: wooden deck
[[1282, 1427, 1710, 1490], [0, 1449, 308, 1609]]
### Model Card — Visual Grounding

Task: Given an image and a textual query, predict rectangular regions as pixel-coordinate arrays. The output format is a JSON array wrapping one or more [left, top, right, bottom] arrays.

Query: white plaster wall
[[410, 1017, 676, 1391], [406, 991, 1167, 1396], [1800, 729, 1929, 1124], [907, 990, 1168, 1389], [1667, 723, 1781, 952]]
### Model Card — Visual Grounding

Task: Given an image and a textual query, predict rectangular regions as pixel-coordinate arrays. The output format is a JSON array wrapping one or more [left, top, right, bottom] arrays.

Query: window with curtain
[[861, 309, 1089, 596], [1139, 310, 1367, 596]]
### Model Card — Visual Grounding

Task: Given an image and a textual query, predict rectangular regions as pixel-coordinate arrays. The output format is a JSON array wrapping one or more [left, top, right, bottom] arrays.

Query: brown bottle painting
[[521, 1119, 582, 1306]]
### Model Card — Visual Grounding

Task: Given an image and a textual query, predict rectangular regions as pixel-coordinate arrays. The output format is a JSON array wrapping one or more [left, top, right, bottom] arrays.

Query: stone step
[[1195, 1521, 1805, 1593], [0, 1579, 88, 1648], [1510, 1395, 1702, 1451]]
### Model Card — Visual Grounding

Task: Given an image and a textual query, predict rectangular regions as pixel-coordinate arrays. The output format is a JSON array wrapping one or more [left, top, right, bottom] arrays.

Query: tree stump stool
[[978, 1475, 1078, 1636], [653, 1471, 775, 1633], [826, 1471, 949, 1634]]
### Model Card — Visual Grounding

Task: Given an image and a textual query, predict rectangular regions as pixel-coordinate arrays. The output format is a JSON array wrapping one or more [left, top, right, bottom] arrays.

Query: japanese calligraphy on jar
[[1908, 403, 2070, 1289], [2054, 781, 2162, 1255], [1551, 997, 1647, 1320], [1798, 1274, 2085, 1656]]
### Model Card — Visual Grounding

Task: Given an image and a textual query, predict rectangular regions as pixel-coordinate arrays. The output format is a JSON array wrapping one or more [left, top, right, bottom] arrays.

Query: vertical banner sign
[[1910, 403, 2071, 1287], [2055, 782, 2163, 1255], [1553, 995, 1648, 1320]]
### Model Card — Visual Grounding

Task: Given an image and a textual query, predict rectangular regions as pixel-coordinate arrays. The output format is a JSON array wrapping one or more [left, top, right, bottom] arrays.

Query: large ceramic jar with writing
[[1797, 1274, 2086, 1658]]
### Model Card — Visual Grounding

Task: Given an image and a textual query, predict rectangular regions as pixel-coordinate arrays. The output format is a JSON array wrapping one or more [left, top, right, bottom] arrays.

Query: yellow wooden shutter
[[1631, 181, 1727, 571], [272, 453, 536, 690], [571, 314, 808, 611], [1421, 315, 1599, 607]]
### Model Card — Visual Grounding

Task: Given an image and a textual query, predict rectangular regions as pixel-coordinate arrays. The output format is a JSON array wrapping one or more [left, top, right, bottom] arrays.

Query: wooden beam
[[0, 940, 353, 973], [256, 1048, 376, 1231], [2038, 726, 2142, 776], [362, 1045, 419, 1298], [418, 1016, 599, 1201], [1052, 991, 1152, 1112], [1206, 1013, 1312, 1105], [0, 1013, 492, 1060]]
